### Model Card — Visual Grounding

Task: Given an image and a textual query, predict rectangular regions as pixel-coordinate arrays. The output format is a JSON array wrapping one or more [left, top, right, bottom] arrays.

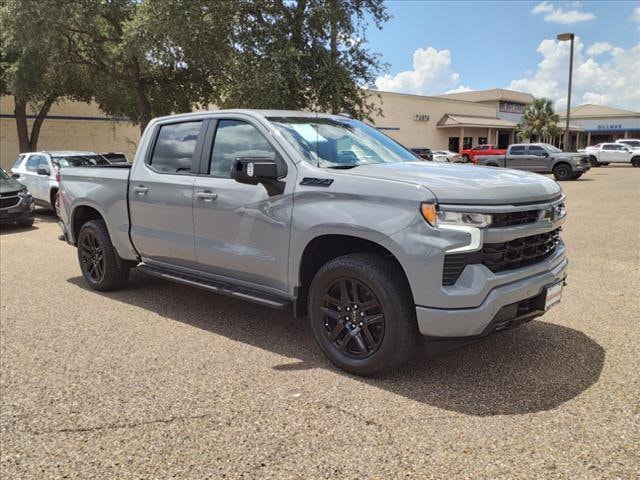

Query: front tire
[[632, 157, 640, 168], [553, 164, 573, 181], [77, 219, 130, 291], [589, 156, 600, 167], [15, 217, 34, 227], [308, 253, 419, 376]]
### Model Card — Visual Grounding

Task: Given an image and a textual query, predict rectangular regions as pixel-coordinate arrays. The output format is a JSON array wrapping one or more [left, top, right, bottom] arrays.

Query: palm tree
[[516, 98, 560, 143]]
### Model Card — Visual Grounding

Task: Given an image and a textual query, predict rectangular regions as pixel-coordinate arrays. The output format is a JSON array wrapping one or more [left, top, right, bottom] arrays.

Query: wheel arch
[[294, 234, 413, 318], [71, 205, 105, 244]]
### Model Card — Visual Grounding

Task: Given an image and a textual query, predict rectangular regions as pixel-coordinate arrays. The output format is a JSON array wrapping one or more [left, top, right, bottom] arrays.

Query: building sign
[[499, 101, 525, 114], [596, 124, 623, 130], [414, 113, 430, 121]]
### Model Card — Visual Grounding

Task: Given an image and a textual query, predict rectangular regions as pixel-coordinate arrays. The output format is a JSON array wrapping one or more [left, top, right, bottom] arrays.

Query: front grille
[[491, 210, 539, 228], [442, 228, 561, 285], [0, 195, 20, 209]]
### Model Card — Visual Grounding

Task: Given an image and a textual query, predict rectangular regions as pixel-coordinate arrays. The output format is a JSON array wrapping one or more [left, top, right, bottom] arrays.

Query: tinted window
[[210, 120, 275, 177], [510, 146, 526, 155], [54, 155, 110, 167], [150, 121, 202, 173], [25, 155, 46, 171], [12, 154, 25, 170], [528, 146, 546, 156], [602, 144, 615, 150]]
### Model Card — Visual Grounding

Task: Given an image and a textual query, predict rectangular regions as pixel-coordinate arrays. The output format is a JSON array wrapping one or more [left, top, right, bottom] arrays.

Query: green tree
[[516, 98, 560, 143], [57, 0, 235, 133], [222, 0, 388, 119], [0, 0, 93, 152]]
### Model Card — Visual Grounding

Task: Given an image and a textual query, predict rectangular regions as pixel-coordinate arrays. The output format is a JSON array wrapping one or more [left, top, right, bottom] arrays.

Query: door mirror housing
[[11, 173, 20, 179], [231, 156, 284, 195], [37, 167, 50, 176]]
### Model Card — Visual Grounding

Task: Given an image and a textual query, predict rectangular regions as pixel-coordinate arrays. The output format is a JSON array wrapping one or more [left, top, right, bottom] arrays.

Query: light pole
[[557, 32, 574, 151]]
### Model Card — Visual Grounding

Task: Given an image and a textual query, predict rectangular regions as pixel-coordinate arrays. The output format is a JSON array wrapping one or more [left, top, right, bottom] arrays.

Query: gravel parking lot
[[1, 166, 639, 478]]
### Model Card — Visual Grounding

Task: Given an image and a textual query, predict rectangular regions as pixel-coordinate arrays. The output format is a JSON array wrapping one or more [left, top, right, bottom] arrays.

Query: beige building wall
[[0, 96, 140, 170], [367, 91, 503, 150]]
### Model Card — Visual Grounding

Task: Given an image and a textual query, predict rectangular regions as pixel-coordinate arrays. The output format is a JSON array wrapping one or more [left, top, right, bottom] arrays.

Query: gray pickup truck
[[475, 143, 591, 181], [58, 110, 568, 376]]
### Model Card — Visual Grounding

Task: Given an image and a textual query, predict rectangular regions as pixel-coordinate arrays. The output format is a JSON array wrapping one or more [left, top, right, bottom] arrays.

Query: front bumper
[[0, 195, 35, 224], [416, 256, 568, 338]]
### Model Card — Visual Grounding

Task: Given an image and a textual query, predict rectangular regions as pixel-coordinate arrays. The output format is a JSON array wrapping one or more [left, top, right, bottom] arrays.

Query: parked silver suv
[[58, 110, 568, 376], [11, 151, 110, 211]]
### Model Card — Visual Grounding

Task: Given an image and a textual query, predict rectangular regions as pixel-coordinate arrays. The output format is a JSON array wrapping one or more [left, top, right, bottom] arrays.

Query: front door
[[524, 145, 550, 172], [192, 118, 294, 292], [129, 120, 205, 268]]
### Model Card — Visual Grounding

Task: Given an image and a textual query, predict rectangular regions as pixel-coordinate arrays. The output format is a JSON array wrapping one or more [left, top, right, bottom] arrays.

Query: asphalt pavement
[[1, 166, 638, 478]]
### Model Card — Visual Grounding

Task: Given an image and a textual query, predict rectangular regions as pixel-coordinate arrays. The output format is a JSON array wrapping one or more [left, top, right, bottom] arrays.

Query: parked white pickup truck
[[579, 143, 640, 167]]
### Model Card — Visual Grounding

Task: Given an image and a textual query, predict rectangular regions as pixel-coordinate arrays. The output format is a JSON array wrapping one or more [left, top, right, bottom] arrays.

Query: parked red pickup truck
[[461, 144, 507, 162]]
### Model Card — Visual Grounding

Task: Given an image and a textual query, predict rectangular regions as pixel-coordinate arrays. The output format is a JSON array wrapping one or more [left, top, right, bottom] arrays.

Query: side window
[[25, 155, 43, 172], [38, 156, 50, 170], [528, 146, 546, 156], [149, 121, 202, 174], [12, 154, 25, 169], [510, 146, 525, 155], [602, 144, 614, 150], [209, 120, 275, 177]]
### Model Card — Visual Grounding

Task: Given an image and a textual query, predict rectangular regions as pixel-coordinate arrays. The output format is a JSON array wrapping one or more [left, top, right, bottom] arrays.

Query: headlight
[[421, 203, 491, 253], [18, 187, 29, 197], [421, 204, 492, 228]]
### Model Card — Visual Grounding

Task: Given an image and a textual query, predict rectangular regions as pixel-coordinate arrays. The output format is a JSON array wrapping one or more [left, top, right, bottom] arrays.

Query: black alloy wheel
[[553, 164, 573, 181], [79, 231, 105, 283], [320, 277, 385, 359]]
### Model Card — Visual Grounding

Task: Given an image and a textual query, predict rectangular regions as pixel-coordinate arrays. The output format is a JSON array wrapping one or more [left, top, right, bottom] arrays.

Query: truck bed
[[59, 165, 135, 260]]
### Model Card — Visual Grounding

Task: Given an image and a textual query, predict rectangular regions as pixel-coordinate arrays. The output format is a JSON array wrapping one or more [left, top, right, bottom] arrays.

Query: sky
[[366, 1, 640, 110]]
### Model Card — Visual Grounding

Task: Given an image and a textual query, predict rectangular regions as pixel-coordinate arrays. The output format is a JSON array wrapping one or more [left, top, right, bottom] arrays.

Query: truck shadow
[[67, 271, 605, 417]]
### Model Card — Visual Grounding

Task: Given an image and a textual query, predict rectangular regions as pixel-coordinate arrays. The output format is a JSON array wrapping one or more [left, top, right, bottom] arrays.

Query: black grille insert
[[491, 210, 539, 228], [0, 195, 20, 209], [442, 228, 561, 286]]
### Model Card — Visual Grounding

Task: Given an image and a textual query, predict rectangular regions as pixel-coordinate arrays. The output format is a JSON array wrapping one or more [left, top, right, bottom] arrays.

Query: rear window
[[54, 155, 110, 167], [149, 121, 203, 173], [12, 154, 25, 169]]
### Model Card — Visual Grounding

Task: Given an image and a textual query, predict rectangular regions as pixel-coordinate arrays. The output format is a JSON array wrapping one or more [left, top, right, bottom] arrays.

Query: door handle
[[196, 190, 217, 202], [133, 185, 148, 195]]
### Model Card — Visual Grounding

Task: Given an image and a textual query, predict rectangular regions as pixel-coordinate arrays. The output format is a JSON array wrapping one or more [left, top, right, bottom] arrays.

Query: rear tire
[[553, 164, 573, 181], [462, 154, 469, 162], [308, 253, 419, 376], [77, 219, 130, 291], [632, 157, 640, 168]]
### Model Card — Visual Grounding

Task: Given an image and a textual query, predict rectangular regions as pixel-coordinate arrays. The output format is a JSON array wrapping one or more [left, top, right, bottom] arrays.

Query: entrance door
[[498, 132, 510, 149], [192, 118, 293, 292], [448, 137, 460, 153], [129, 120, 205, 267]]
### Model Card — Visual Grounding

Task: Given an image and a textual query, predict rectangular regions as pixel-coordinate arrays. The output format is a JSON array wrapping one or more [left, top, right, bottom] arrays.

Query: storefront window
[[463, 137, 473, 149], [478, 137, 487, 145]]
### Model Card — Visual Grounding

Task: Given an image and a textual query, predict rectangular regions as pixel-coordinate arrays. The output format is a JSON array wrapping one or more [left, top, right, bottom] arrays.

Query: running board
[[138, 264, 291, 310]]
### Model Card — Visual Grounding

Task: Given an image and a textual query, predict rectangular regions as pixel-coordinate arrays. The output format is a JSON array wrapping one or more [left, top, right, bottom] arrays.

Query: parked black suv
[[0, 168, 35, 227]]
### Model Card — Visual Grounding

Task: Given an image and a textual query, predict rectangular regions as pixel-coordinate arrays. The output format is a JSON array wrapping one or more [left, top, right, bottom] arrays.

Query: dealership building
[[1, 89, 639, 170]]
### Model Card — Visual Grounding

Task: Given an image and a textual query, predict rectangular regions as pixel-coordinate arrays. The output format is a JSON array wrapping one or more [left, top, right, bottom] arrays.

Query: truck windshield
[[268, 116, 417, 168], [541, 144, 562, 153], [53, 155, 110, 168], [0, 168, 9, 179]]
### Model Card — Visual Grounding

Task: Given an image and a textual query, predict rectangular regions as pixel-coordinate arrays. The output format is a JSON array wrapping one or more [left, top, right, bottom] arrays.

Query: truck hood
[[347, 162, 561, 205], [0, 176, 25, 195]]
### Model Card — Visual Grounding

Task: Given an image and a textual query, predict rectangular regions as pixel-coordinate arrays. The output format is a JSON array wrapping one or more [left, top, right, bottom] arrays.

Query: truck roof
[[152, 109, 350, 123]]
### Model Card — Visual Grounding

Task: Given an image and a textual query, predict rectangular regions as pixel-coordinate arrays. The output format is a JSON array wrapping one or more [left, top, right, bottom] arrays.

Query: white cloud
[[633, 6, 640, 26], [509, 36, 640, 111], [531, 1, 596, 24], [445, 85, 472, 94], [586, 42, 613, 56], [375, 47, 466, 95]]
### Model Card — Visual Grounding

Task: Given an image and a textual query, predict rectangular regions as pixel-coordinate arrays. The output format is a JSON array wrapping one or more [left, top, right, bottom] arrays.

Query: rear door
[[600, 144, 616, 162], [22, 154, 49, 202], [191, 117, 294, 292], [128, 119, 206, 268]]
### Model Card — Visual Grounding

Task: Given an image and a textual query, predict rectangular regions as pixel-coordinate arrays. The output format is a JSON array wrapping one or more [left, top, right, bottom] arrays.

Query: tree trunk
[[133, 79, 152, 134], [14, 96, 31, 153], [29, 94, 57, 151]]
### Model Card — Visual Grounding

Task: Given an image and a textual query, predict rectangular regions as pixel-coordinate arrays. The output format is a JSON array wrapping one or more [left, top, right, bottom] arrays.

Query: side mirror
[[37, 167, 50, 176], [543, 152, 549, 157], [231, 156, 279, 184], [11, 173, 20, 179], [231, 156, 285, 195]]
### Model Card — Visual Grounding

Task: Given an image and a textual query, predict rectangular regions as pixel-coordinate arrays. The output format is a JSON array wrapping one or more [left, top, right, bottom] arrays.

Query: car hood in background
[[0, 176, 25, 195], [347, 162, 561, 205]]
